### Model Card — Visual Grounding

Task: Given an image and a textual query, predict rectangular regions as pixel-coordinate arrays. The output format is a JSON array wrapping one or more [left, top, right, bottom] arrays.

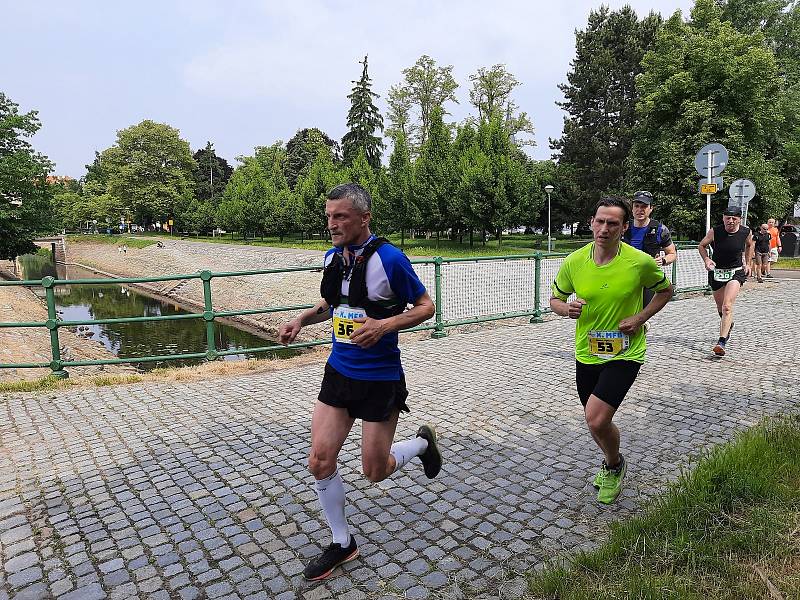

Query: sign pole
[[706, 150, 712, 233]]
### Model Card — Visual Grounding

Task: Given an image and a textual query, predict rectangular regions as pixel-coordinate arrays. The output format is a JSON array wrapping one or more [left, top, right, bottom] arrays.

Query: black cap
[[632, 191, 653, 205], [723, 205, 742, 217]]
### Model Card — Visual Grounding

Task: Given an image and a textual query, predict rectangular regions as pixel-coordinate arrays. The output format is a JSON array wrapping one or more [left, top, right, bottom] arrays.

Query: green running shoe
[[596, 455, 626, 505], [592, 468, 603, 489]]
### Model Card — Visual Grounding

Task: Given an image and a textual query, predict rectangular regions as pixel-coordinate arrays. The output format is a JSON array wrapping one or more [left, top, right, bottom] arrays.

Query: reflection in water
[[18, 254, 297, 371]]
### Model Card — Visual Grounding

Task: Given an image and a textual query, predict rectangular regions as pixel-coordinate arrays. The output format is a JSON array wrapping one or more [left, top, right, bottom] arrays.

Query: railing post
[[670, 249, 678, 301], [200, 270, 218, 361], [530, 252, 543, 323], [42, 276, 68, 379], [431, 257, 446, 339]]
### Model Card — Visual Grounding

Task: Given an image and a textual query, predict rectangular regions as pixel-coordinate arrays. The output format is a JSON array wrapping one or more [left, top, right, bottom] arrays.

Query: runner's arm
[[698, 228, 715, 270], [550, 297, 586, 319], [619, 285, 672, 335], [660, 242, 677, 266], [278, 298, 330, 344], [349, 292, 435, 348], [380, 291, 435, 333], [743, 233, 755, 275]]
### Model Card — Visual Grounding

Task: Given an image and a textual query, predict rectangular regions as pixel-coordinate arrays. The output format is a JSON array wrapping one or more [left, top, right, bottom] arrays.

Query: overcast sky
[[4, 1, 694, 177]]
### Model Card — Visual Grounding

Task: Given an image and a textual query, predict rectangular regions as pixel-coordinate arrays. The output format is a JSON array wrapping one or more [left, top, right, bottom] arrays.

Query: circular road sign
[[694, 143, 729, 178], [729, 178, 756, 203]]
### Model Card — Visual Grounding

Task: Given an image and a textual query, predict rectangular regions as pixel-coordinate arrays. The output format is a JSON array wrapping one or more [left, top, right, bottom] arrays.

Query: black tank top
[[711, 225, 750, 269]]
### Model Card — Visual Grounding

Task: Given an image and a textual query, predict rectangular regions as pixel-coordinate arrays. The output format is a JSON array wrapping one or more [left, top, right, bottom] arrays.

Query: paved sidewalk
[[1, 283, 798, 600]]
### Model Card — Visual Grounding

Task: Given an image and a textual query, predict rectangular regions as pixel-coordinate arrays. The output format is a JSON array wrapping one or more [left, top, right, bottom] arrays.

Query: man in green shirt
[[550, 197, 673, 504]]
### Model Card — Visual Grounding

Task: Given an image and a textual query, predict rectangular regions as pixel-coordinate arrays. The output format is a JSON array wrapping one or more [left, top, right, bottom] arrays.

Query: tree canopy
[[0, 93, 54, 260]]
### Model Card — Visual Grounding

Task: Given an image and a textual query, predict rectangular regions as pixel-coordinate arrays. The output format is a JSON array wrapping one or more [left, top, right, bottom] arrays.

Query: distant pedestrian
[[118, 246, 123, 254], [753, 223, 771, 283], [766, 218, 781, 277]]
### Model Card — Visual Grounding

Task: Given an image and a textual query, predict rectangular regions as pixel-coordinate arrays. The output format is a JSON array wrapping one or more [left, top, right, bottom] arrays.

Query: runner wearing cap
[[623, 191, 677, 307], [697, 205, 754, 356]]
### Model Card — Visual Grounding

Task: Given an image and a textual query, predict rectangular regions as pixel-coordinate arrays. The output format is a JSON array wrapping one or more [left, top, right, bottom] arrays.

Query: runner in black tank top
[[697, 206, 755, 356]]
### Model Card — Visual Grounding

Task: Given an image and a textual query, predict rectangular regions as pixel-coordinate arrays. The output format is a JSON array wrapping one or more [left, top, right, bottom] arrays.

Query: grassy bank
[[66, 234, 158, 249], [125, 231, 591, 258], [0, 374, 144, 393], [775, 257, 800, 269], [529, 415, 800, 599]]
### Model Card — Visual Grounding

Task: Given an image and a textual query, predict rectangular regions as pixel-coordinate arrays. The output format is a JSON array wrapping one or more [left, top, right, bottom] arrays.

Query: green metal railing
[[0, 245, 708, 378]]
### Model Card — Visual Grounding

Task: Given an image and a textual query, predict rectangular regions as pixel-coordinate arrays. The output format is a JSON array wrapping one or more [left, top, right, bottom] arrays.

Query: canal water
[[18, 253, 297, 371]]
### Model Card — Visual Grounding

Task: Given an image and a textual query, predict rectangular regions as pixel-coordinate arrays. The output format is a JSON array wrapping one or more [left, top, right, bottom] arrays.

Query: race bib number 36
[[332, 305, 366, 344], [588, 330, 629, 359]]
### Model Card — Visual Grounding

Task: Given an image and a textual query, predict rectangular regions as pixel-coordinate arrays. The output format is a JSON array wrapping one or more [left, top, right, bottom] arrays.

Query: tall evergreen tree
[[342, 56, 384, 169], [551, 6, 662, 222]]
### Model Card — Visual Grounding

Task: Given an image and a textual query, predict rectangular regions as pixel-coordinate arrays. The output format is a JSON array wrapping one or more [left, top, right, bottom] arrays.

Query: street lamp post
[[544, 185, 554, 252]]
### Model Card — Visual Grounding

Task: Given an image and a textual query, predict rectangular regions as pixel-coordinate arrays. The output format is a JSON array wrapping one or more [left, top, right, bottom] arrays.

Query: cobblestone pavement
[[1, 282, 798, 600]]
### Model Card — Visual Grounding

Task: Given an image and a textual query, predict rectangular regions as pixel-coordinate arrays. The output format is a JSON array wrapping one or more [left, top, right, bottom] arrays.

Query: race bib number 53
[[588, 330, 629, 359], [332, 305, 366, 344]]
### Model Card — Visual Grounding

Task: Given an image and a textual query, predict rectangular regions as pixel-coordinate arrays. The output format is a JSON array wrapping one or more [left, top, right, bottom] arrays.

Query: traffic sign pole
[[706, 150, 712, 233]]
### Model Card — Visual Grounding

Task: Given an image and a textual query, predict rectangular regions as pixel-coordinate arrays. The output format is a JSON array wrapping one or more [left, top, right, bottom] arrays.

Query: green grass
[[775, 257, 800, 269], [128, 231, 591, 258], [0, 373, 143, 393], [66, 234, 158, 249], [529, 415, 800, 599], [0, 376, 75, 393]]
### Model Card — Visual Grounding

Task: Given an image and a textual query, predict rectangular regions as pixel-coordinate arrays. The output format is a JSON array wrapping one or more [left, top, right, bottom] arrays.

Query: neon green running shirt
[[551, 242, 670, 365]]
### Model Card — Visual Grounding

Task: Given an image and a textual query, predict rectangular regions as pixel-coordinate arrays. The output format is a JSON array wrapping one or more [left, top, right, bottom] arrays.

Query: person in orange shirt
[[766, 218, 782, 278]]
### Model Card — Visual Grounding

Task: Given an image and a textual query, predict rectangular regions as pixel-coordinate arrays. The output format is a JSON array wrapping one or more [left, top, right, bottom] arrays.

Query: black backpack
[[320, 237, 406, 319]]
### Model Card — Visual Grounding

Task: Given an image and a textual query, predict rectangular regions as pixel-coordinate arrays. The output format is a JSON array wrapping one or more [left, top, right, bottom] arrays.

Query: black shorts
[[575, 360, 641, 409], [318, 363, 410, 422], [708, 269, 746, 291]]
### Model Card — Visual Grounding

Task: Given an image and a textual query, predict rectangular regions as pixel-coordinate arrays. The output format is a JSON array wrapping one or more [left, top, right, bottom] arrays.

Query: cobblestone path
[[1, 282, 798, 599]]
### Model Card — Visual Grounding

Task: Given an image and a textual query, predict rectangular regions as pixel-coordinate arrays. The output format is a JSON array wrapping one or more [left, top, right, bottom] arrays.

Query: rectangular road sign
[[700, 183, 718, 194]]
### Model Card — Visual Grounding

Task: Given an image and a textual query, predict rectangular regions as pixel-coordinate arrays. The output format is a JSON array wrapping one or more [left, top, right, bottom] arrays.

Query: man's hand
[[704, 258, 716, 272], [348, 317, 387, 348], [278, 319, 301, 345], [654, 254, 664, 267], [567, 299, 586, 319], [619, 315, 644, 336], [743, 264, 752, 277]]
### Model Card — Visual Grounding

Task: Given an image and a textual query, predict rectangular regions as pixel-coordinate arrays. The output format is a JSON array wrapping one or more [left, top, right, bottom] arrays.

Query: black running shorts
[[708, 269, 747, 291], [318, 363, 410, 422], [575, 360, 641, 409]]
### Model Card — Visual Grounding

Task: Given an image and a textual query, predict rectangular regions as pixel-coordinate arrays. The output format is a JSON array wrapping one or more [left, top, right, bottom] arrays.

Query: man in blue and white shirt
[[278, 183, 440, 581]]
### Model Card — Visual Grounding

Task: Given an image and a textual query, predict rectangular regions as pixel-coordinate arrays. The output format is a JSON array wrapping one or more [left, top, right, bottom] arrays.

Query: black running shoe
[[303, 537, 358, 581], [416, 424, 442, 479]]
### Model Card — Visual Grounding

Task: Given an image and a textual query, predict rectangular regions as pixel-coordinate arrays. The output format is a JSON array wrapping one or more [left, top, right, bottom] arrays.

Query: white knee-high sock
[[314, 469, 350, 546], [390, 436, 428, 472]]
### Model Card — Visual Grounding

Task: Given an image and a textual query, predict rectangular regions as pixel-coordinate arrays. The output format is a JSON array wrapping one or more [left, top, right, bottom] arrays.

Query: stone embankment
[[67, 239, 331, 340], [0, 277, 135, 382]]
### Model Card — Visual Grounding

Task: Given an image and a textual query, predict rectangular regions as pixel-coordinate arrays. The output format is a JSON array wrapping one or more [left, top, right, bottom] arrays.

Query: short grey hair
[[327, 183, 372, 213]]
